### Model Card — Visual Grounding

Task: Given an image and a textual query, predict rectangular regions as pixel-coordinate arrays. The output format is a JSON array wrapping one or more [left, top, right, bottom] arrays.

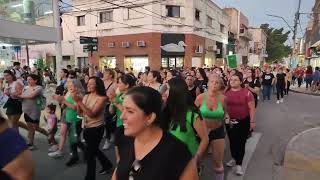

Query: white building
[[248, 27, 267, 67], [32, 0, 229, 70]]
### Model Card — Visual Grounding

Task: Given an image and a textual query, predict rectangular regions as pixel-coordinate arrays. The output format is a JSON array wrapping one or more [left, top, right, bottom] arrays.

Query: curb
[[289, 89, 320, 96], [283, 127, 320, 180]]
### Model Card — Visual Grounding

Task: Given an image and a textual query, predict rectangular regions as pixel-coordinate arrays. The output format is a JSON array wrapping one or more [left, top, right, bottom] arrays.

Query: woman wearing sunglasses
[[112, 86, 198, 180]]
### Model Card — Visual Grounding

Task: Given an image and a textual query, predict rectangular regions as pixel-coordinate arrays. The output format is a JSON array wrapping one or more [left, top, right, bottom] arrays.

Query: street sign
[[80, 36, 98, 44], [83, 45, 98, 53]]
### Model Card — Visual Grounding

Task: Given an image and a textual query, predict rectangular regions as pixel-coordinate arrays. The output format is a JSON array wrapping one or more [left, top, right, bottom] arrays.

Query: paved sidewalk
[[290, 83, 320, 96]]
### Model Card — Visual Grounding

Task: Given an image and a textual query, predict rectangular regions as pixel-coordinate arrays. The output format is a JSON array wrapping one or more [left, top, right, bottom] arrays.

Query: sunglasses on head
[[129, 160, 142, 180]]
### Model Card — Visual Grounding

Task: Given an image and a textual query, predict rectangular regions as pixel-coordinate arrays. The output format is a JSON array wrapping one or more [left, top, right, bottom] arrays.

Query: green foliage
[[260, 24, 292, 63]]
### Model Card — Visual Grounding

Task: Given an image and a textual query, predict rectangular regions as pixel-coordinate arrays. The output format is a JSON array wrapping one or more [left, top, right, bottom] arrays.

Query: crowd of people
[[0, 61, 318, 180]]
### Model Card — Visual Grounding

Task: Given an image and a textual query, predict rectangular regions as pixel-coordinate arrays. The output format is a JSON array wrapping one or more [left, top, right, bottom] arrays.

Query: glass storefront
[[124, 56, 148, 73], [100, 56, 116, 70], [161, 57, 184, 68], [0, 0, 53, 27]]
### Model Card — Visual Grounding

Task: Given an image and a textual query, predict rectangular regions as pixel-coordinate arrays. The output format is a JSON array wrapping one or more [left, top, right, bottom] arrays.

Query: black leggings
[[84, 126, 113, 180], [226, 117, 250, 165], [285, 81, 290, 95], [276, 84, 285, 100]]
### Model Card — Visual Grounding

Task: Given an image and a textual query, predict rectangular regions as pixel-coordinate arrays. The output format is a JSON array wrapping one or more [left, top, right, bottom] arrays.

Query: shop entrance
[[124, 56, 149, 73], [161, 56, 184, 69]]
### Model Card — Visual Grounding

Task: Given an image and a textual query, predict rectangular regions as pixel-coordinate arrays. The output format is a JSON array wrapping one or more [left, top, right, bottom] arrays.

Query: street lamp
[[266, 13, 296, 67], [266, 14, 294, 32]]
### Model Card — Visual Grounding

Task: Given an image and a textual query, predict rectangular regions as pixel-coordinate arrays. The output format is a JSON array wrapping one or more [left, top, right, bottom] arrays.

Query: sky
[[214, 0, 315, 43]]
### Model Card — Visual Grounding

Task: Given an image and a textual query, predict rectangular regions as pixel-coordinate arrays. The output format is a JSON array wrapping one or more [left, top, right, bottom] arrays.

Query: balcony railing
[[239, 31, 253, 40]]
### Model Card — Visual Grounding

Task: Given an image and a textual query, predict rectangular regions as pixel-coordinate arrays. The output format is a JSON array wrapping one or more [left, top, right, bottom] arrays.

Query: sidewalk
[[290, 83, 320, 96]]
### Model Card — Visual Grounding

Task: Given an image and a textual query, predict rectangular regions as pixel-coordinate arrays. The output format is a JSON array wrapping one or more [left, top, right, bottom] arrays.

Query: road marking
[[227, 132, 262, 180]]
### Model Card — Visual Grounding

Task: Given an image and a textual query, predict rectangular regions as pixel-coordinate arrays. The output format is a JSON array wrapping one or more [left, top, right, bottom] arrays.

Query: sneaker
[[235, 165, 244, 176], [276, 100, 280, 104], [48, 145, 59, 152], [27, 144, 35, 151], [48, 150, 63, 158], [102, 139, 112, 150], [226, 159, 236, 167], [65, 157, 79, 167], [280, 99, 284, 103]]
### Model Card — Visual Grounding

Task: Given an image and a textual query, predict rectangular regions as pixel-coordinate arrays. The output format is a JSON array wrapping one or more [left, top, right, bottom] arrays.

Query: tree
[[260, 24, 292, 63]]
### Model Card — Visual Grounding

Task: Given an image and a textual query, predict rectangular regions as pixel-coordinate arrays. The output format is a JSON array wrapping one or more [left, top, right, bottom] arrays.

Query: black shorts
[[24, 114, 40, 124], [208, 125, 226, 141], [114, 125, 124, 147]]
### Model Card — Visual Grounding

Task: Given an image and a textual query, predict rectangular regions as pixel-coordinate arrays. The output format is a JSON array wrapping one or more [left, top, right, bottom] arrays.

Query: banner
[[227, 55, 237, 68]]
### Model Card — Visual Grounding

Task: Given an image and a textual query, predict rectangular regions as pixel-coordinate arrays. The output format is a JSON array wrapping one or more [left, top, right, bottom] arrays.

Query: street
[[20, 91, 320, 180]]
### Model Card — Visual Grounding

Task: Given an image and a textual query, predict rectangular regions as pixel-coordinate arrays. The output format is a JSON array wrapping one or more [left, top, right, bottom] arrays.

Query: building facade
[[248, 28, 267, 66], [304, 0, 320, 68], [224, 8, 252, 65], [0, 0, 58, 70], [33, 0, 229, 71]]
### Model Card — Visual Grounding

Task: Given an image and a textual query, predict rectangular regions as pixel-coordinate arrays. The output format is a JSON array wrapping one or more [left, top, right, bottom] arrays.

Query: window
[[99, 11, 113, 23], [220, 24, 225, 33], [207, 16, 212, 27], [240, 28, 245, 33], [166, 6, 180, 18], [77, 15, 85, 26], [195, 9, 200, 21]]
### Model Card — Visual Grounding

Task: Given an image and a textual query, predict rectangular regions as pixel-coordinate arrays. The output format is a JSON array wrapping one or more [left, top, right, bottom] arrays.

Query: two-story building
[[224, 7, 252, 65], [248, 27, 267, 67], [33, 0, 229, 71]]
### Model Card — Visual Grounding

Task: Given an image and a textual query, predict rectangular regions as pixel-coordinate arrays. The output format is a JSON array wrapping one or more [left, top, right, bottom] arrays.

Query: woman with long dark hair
[[109, 74, 136, 162], [112, 86, 198, 180], [225, 72, 256, 176], [73, 77, 113, 180], [18, 74, 47, 150], [275, 67, 286, 104], [162, 78, 208, 163], [195, 68, 208, 93], [2, 70, 23, 131], [147, 71, 162, 91], [243, 69, 261, 107]]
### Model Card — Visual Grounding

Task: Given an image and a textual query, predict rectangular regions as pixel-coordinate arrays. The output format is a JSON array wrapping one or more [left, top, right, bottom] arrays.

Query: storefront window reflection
[[0, 0, 53, 27], [100, 56, 116, 70], [124, 56, 149, 73], [161, 57, 184, 68]]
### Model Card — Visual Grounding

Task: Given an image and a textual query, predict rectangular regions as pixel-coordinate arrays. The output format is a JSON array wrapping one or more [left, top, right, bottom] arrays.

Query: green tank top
[[115, 93, 125, 127], [199, 93, 224, 120], [169, 111, 199, 156], [65, 95, 80, 123]]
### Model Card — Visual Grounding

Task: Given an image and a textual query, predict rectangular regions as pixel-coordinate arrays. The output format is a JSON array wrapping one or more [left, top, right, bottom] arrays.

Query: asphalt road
[[17, 91, 320, 180]]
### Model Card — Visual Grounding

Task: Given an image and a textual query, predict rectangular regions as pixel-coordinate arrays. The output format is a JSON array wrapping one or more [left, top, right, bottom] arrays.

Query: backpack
[[36, 94, 46, 110]]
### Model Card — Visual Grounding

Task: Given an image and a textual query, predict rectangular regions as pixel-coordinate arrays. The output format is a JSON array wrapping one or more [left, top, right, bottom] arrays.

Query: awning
[[311, 40, 320, 48]]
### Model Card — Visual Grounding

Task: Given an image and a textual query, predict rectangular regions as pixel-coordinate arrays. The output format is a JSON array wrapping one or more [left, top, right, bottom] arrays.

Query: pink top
[[225, 88, 253, 120], [47, 114, 57, 130]]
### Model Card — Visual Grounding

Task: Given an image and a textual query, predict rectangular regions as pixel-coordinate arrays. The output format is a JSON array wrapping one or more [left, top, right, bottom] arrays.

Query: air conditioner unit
[[108, 42, 115, 48], [122, 41, 130, 48], [137, 41, 146, 47], [213, 44, 217, 51], [216, 49, 221, 55], [195, 45, 203, 53]]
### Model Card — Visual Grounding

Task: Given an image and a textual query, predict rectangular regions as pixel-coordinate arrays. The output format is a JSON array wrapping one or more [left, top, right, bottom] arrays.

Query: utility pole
[[53, 0, 62, 80], [291, 0, 302, 68]]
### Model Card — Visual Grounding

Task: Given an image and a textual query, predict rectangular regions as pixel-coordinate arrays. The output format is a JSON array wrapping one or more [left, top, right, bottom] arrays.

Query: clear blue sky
[[214, 0, 315, 40]]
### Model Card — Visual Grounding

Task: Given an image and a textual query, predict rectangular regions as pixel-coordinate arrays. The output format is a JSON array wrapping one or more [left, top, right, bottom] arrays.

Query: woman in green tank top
[[109, 74, 136, 162], [195, 74, 229, 180], [163, 78, 208, 163]]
